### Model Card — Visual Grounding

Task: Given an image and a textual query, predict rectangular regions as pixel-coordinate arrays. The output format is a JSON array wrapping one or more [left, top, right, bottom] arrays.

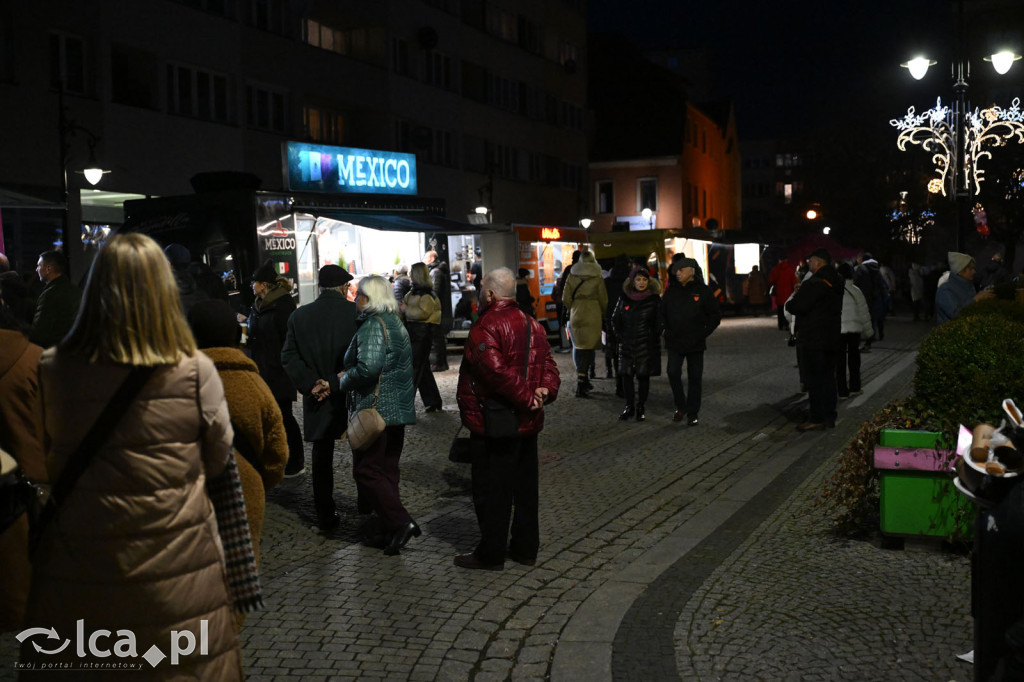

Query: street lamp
[[579, 218, 592, 229], [641, 207, 653, 229], [889, 3, 1024, 249]]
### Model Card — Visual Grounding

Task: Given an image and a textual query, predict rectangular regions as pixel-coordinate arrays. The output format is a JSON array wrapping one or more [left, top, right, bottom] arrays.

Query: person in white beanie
[[935, 251, 994, 324]]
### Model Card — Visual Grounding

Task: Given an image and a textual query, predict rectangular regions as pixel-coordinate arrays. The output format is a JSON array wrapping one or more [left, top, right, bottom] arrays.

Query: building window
[[559, 40, 578, 67], [485, 141, 519, 179], [247, 0, 284, 33], [638, 178, 657, 212], [597, 181, 614, 214], [111, 43, 157, 109], [167, 63, 229, 122], [783, 183, 793, 204], [487, 74, 521, 112], [49, 32, 87, 94], [303, 106, 344, 144], [247, 84, 287, 133], [701, 130, 706, 153], [393, 38, 411, 76], [426, 51, 453, 89], [304, 19, 348, 54], [561, 162, 582, 191]]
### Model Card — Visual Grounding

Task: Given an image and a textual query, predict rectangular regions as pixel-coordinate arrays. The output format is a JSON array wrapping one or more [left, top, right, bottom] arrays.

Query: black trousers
[[408, 322, 442, 408], [312, 438, 337, 519], [277, 398, 304, 468], [470, 433, 539, 565], [621, 374, 650, 406], [430, 325, 449, 369], [835, 332, 862, 396], [803, 347, 838, 425], [666, 350, 704, 416]]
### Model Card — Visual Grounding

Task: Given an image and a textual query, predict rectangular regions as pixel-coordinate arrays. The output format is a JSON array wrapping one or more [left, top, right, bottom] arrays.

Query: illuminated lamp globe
[[474, 206, 489, 215], [83, 167, 105, 186], [580, 218, 592, 229], [641, 208, 652, 220], [823, 226, 831, 235], [985, 51, 1021, 75], [902, 57, 936, 80], [805, 209, 818, 220]]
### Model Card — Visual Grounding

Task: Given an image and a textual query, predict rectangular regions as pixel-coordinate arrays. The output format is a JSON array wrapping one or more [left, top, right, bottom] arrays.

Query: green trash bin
[[874, 430, 973, 538]]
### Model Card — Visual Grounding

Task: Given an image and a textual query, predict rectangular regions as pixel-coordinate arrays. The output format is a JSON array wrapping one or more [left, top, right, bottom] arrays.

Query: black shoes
[[687, 415, 699, 427], [425, 404, 443, 413], [635, 404, 646, 422], [383, 520, 422, 556], [619, 405, 635, 421], [673, 410, 686, 422], [506, 551, 536, 567], [284, 461, 306, 478], [454, 553, 504, 571], [316, 511, 341, 532]]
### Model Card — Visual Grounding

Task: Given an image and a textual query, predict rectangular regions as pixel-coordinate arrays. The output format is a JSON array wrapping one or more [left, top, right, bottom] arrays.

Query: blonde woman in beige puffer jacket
[[20, 234, 244, 680]]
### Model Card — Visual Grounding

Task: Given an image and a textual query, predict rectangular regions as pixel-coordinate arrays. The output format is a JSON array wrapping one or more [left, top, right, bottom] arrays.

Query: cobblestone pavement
[[0, 314, 972, 681]]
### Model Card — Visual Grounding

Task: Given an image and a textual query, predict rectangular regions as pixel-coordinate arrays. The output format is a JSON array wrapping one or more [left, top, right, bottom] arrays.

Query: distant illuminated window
[[638, 178, 657, 212], [784, 183, 793, 204], [598, 181, 614, 214]]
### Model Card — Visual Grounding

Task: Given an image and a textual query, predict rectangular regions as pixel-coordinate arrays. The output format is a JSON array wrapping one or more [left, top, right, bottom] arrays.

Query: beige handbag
[[347, 318, 388, 451]]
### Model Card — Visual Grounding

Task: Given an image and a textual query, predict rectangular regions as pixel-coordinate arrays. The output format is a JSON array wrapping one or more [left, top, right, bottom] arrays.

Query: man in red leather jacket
[[454, 267, 560, 570]]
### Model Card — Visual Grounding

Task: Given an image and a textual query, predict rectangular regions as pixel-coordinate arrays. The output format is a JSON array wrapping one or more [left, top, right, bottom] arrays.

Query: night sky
[[589, 0, 976, 140]]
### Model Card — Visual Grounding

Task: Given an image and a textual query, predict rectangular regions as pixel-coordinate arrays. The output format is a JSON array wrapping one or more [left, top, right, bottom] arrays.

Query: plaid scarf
[[206, 456, 263, 613]]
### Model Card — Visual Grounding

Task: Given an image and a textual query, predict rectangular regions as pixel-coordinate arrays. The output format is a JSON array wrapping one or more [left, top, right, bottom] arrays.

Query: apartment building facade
[[0, 0, 588, 276]]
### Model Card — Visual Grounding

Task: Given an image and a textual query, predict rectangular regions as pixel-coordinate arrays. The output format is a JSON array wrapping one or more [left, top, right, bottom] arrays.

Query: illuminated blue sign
[[284, 142, 418, 195]]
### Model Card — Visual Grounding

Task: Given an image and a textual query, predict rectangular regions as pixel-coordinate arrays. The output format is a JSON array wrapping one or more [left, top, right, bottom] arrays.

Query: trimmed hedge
[[914, 311, 1024, 429]]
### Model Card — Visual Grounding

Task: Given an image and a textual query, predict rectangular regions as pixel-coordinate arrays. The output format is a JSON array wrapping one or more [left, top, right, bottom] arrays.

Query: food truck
[[122, 142, 485, 326], [476, 223, 589, 335], [590, 228, 765, 308]]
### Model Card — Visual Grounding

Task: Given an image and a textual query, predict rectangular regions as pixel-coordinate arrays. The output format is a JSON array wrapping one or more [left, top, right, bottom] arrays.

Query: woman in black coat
[[611, 266, 663, 422]]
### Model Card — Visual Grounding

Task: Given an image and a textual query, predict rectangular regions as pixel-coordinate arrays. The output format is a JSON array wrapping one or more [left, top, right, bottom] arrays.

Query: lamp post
[[889, 1, 1024, 250], [57, 84, 107, 243], [641, 207, 653, 229]]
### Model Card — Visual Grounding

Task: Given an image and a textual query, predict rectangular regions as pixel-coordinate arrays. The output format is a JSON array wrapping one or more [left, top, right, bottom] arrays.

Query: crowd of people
[[1, 233, 1020, 675]]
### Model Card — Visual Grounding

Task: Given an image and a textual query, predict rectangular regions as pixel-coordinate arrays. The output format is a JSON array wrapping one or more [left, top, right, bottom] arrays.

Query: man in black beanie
[[281, 264, 359, 531], [785, 247, 843, 431]]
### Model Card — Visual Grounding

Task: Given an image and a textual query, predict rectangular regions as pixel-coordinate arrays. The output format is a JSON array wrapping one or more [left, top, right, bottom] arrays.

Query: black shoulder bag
[[30, 365, 157, 552], [480, 313, 532, 438]]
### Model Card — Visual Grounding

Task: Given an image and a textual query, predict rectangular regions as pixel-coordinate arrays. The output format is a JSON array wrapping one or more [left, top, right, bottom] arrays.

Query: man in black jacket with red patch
[[785, 247, 844, 431], [661, 255, 721, 426]]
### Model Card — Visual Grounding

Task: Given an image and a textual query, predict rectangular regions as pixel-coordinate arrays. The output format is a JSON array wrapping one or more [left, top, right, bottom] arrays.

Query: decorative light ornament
[[928, 178, 944, 194], [902, 57, 937, 80], [984, 51, 1021, 75], [890, 97, 1024, 196]]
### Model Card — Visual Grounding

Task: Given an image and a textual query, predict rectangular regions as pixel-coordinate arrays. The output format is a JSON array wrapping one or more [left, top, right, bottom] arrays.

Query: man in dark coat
[[425, 249, 452, 371], [786, 247, 844, 431], [454, 267, 560, 571], [30, 250, 80, 348], [247, 259, 303, 475], [281, 264, 358, 530], [661, 255, 721, 426]]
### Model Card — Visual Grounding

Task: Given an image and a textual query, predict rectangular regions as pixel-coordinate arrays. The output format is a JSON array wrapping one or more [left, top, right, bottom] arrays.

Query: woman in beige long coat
[[20, 234, 247, 680], [563, 250, 607, 398]]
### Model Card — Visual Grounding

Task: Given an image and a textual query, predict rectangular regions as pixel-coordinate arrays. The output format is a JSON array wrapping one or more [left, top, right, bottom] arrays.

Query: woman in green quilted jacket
[[339, 275, 421, 555]]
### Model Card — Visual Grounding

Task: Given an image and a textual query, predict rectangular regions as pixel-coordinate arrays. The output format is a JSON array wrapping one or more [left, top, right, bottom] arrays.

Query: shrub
[[914, 312, 1024, 428], [819, 307, 1024, 536]]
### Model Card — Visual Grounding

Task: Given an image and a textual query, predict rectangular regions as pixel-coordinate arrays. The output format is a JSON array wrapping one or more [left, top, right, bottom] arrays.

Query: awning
[[0, 187, 62, 209], [301, 209, 492, 235]]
